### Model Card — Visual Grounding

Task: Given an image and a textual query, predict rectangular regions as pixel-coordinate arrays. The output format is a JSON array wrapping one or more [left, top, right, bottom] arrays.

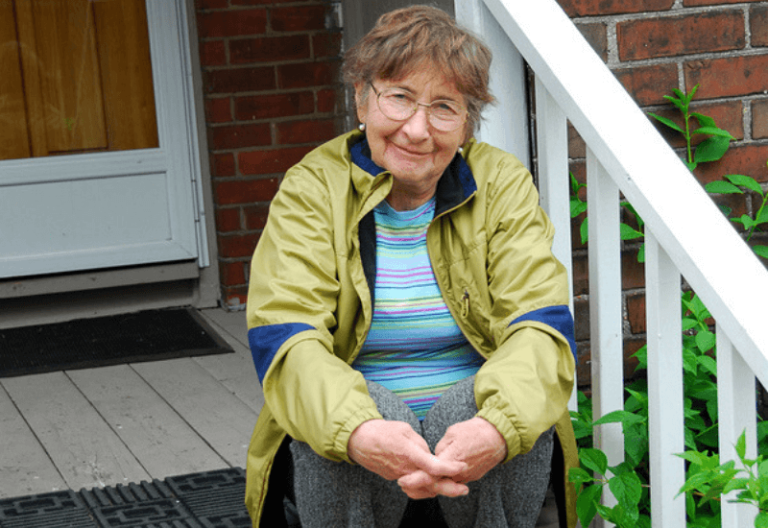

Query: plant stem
[[684, 106, 694, 166], [747, 192, 768, 242]]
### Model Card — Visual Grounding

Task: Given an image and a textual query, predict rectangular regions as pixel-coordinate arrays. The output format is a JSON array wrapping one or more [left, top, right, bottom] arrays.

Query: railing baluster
[[645, 231, 686, 527], [718, 327, 758, 527], [534, 77, 578, 411], [586, 148, 624, 523]]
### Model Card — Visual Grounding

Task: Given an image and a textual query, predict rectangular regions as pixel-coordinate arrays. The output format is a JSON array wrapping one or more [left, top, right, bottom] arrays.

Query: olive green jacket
[[245, 130, 578, 527]]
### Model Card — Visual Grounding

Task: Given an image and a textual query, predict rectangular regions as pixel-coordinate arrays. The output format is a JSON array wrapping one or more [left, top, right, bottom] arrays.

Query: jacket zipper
[[461, 288, 470, 318]]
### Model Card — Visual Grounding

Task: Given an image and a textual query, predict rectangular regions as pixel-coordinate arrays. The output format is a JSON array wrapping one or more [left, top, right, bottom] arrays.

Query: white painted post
[[717, 328, 758, 528], [534, 77, 578, 412], [454, 0, 530, 167], [586, 148, 624, 524], [645, 231, 686, 527]]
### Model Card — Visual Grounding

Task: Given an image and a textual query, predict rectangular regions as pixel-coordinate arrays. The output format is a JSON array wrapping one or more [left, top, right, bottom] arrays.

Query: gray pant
[[290, 377, 554, 528]]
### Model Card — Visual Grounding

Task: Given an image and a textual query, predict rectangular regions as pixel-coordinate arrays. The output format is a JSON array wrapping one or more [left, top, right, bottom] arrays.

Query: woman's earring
[[458, 146, 464, 154], [359, 123, 366, 132]]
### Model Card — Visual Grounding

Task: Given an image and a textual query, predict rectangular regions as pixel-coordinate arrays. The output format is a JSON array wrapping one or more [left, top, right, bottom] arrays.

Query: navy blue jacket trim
[[350, 139, 385, 175], [249, 323, 314, 383], [510, 306, 577, 361]]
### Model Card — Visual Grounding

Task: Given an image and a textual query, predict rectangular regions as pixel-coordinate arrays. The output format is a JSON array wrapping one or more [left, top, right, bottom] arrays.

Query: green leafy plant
[[647, 84, 734, 171], [705, 165, 768, 260], [679, 431, 768, 527], [569, 84, 768, 527], [569, 173, 645, 260], [569, 287, 722, 527]]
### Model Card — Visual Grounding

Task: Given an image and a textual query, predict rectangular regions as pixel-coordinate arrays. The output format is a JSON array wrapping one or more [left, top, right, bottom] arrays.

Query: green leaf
[[637, 242, 646, 263], [689, 294, 711, 321], [722, 477, 750, 495], [576, 484, 602, 528], [694, 135, 731, 164], [664, 94, 687, 113], [697, 354, 718, 376], [756, 206, 768, 225], [705, 180, 743, 194], [570, 198, 588, 218], [691, 126, 734, 139], [732, 214, 755, 230], [719, 204, 733, 216], [620, 223, 644, 241], [608, 471, 644, 507], [684, 348, 698, 374], [648, 112, 684, 134], [756, 511, 768, 528], [754, 245, 768, 259], [695, 329, 716, 353], [581, 448, 609, 475], [735, 430, 747, 460], [631, 345, 648, 370], [725, 174, 764, 195], [580, 217, 589, 244], [620, 201, 645, 229], [592, 409, 646, 429], [569, 466, 597, 486], [682, 316, 698, 331], [677, 450, 711, 467], [691, 112, 716, 129]]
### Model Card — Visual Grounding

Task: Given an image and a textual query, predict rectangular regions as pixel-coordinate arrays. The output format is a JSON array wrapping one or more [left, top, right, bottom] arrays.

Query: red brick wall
[[195, 0, 344, 308], [559, 0, 768, 385], [194, 0, 768, 343]]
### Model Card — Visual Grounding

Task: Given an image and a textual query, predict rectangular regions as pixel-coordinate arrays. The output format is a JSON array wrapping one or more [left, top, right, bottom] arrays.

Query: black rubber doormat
[[0, 468, 252, 528], [0, 309, 233, 378]]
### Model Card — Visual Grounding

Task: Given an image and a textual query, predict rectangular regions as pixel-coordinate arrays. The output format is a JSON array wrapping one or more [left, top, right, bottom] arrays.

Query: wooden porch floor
[[0, 307, 262, 500], [0, 307, 559, 527]]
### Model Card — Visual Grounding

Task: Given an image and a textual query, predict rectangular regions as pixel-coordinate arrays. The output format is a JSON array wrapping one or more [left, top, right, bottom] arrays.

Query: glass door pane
[[0, 0, 158, 161]]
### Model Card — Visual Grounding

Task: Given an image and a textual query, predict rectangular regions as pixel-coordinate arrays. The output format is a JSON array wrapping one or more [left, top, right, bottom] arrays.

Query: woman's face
[[355, 68, 467, 209]]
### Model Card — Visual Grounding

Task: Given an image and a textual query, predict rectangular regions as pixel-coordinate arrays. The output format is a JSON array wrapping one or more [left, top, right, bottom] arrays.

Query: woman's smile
[[355, 69, 467, 211]]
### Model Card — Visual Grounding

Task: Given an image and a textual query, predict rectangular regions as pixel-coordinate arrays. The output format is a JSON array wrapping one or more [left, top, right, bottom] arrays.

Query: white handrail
[[463, 0, 768, 526], [480, 0, 768, 378]]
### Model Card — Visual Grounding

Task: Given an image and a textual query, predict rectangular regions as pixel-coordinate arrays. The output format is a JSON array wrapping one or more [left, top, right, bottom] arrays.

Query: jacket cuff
[[476, 406, 521, 464], [331, 407, 384, 463]]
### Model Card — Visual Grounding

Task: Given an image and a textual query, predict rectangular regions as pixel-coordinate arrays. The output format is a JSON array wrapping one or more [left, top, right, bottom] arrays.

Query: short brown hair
[[343, 5, 494, 137]]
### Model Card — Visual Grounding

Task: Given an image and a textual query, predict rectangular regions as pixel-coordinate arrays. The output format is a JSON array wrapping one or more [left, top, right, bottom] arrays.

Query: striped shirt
[[352, 197, 484, 419]]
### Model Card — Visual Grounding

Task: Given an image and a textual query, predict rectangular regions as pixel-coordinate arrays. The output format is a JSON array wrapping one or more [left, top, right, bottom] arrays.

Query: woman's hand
[[347, 419, 467, 493], [396, 417, 507, 498]]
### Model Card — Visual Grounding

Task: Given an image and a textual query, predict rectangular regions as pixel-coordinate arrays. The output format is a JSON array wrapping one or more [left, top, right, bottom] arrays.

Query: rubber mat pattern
[[0, 469, 249, 528]]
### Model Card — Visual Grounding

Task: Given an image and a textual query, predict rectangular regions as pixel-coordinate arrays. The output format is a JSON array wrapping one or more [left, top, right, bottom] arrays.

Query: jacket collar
[[349, 134, 477, 215]]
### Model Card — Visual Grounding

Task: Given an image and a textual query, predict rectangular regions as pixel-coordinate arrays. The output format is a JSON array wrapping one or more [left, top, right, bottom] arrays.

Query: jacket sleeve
[[473, 154, 576, 463], [246, 164, 382, 462]]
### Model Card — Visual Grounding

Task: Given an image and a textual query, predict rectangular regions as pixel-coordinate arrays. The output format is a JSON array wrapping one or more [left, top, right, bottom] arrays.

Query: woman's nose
[[401, 105, 431, 140]]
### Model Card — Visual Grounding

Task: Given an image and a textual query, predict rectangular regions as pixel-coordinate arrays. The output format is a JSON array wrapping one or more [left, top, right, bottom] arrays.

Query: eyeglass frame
[[367, 82, 467, 132]]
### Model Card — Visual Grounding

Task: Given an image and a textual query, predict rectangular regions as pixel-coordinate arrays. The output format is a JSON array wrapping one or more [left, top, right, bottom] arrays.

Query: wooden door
[[0, 0, 205, 279], [0, 0, 158, 160]]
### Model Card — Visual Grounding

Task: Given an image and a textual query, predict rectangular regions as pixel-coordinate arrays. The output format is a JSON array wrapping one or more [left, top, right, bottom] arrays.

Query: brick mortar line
[[206, 115, 339, 126], [643, 93, 768, 110], [201, 59, 342, 71], [569, 3, 760, 25], [608, 46, 768, 70]]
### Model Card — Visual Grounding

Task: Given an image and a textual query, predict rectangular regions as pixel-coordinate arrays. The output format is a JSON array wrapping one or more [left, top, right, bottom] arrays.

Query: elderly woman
[[244, 5, 578, 528]]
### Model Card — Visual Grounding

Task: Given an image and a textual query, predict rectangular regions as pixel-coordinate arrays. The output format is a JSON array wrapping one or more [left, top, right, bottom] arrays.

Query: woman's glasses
[[369, 83, 466, 132]]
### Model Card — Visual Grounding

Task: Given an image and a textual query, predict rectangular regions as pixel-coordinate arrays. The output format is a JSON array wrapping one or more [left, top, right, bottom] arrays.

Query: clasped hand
[[347, 417, 507, 499]]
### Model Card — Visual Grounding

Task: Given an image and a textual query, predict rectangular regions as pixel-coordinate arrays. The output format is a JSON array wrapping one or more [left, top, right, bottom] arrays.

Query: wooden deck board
[[0, 308, 262, 501], [67, 365, 227, 479], [1, 372, 150, 492], [132, 358, 259, 468], [195, 308, 265, 413], [0, 383, 67, 498]]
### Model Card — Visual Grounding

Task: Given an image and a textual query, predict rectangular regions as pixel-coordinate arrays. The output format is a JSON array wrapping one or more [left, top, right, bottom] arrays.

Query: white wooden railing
[[457, 0, 768, 526]]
